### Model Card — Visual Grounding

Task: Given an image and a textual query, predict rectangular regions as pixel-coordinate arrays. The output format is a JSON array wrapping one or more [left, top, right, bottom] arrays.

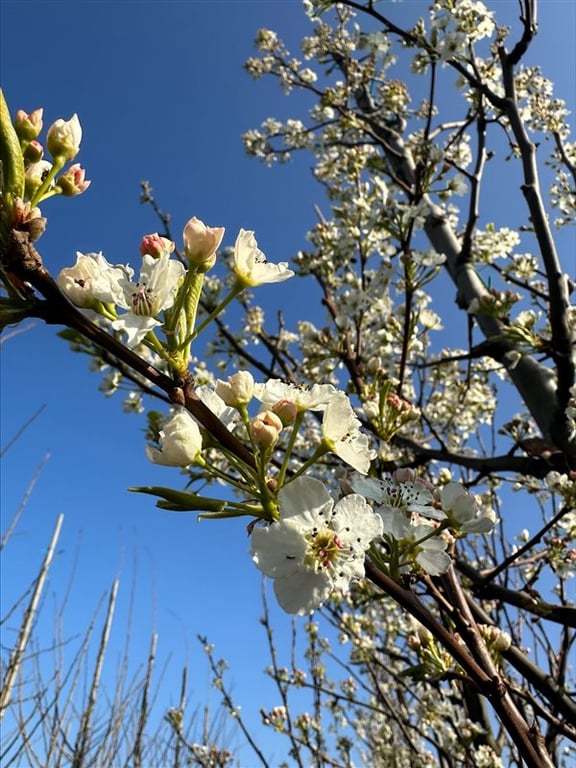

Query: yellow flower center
[[131, 283, 157, 315], [305, 528, 344, 572]]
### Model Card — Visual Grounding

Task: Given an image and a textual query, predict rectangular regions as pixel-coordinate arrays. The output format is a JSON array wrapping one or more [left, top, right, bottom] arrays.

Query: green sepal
[[0, 90, 25, 207]]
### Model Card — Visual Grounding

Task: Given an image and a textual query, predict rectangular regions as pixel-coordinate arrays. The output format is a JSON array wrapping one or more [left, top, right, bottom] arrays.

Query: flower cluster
[[56, 221, 293, 360], [16, 109, 90, 207], [350, 469, 496, 578]]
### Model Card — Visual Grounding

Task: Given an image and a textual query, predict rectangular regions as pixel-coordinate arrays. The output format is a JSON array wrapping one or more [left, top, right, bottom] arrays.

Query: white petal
[[253, 380, 337, 411], [279, 476, 333, 522], [273, 571, 332, 615], [251, 521, 307, 578], [333, 440, 374, 475], [440, 483, 468, 511], [461, 516, 495, 534], [144, 253, 185, 309], [416, 545, 452, 575], [332, 494, 383, 545], [111, 315, 160, 348], [322, 393, 358, 443], [348, 475, 388, 503], [233, 229, 294, 287]]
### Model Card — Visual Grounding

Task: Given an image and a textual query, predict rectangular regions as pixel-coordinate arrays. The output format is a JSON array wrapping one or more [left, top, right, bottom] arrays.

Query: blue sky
[[1, 0, 575, 763]]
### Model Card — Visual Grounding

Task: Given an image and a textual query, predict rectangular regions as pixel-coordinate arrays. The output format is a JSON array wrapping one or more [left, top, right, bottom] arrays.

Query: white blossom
[[96, 252, 185, 347], [57, 252, 126, 309], [253, 379, 338, 412], [439, 483, 496, 534], [251, 476, 383, 614], [233, 229, 294, 287], [321, 393, 377, 474], [350, 469, 442, 521], [215, 371, 254, 407], [380, 509, 452, 575], [146, 408, 203, 467]]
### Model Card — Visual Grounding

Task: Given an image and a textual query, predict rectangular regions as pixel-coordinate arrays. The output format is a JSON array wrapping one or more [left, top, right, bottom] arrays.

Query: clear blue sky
[[1, 1, 574, 763]]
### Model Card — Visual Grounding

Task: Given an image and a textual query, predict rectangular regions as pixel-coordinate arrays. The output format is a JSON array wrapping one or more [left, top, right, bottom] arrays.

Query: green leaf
[[129, 485, 227, 513]]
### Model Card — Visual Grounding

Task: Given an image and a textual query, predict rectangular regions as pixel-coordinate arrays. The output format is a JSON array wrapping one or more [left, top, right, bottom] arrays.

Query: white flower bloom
[[440, 483, 496, 534], [379, 511, 452, 576], [146, 408, 202, 467], [321, 393, 376, 474], [233, 229, 294, 287], [350, 469, 442, 520], [253, 379, 337, 412], [96, 252, 185, 347], [251, 477, 383, 615], [57, 252, 126, 309]]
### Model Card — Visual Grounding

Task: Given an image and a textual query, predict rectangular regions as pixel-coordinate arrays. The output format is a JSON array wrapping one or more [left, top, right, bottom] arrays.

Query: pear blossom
[[24, 140, 43, 164], [57, 252, 126, 309], [253, 379, 337, 412], [232, 229, 294, 287], [25, 160, 53, 195], [321, 393, 376, 474], [251, 476, 383, 614], [146, 408, 202, 467], [46, 113, 82, 162], [439, 483, 496, 534], [379, 509, 452, 576], [350, 469, 442, 521], [95, 252, 185, 347], [272, 399, 298, 426]]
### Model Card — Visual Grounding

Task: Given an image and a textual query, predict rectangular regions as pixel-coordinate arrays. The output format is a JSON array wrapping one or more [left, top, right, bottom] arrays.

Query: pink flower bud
[[46, 113, 82, 162], [55, 164, 91, 197], [140, 233, 175, 258], [24, 140, 44, 164], [250, 410, 283, 449], [15, 108, 43, 140], [272, 399, 298, 426], [183, 216, 224, 267]]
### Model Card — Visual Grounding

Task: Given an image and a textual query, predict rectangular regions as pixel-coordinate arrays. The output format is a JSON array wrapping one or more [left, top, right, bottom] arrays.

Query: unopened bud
[[216, 371, 254, 407], [272, 399, 297, 426], [140, 233, 175, 258], [250, 410, 282, 449], [46, 113, 82, 162], [56, 164, 91, 196], [24, 140, 43, 164], [183, 216, 224, 268], [15, 108, 43, 141]]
